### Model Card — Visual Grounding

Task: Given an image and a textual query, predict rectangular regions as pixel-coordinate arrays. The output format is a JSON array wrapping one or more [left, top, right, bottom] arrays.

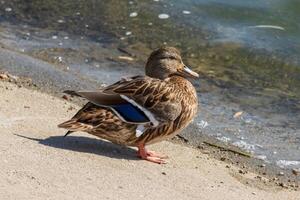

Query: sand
[[0, 81, 299, 200]]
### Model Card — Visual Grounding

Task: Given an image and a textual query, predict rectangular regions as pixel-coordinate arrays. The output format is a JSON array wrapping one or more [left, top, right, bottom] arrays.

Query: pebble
[[5, 7, 12, 12], [256, 176, 269, 183], [256, 155, 267, 160], [292, 168, 300, 176], [233, 111, 243, 118], [118, 56, 134, 61], [62, 95, 69, 100], [278, 182, 288, 188], [158, 14, 169, 19], [224, 55, 231, 61], [9, 74, 18, 81], [202, 150, 210, 154], [129, 12, 138, 17], [182, 10, 191, 14], [259, 164, 266, 168], [0, 73, 9, 80], [56, 56, 63, 62], [278, 171, 284, 176], [57, 19, 65, 23], [68, 106, 74, 111]]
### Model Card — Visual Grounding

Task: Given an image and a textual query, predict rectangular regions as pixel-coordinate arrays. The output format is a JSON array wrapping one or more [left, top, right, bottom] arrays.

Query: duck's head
[[145, 47, 199, 80]]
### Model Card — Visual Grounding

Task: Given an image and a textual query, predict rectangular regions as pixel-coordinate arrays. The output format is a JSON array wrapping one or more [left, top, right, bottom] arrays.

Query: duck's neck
[[167, 75, 190, 83], [168, 75, 197, 98]]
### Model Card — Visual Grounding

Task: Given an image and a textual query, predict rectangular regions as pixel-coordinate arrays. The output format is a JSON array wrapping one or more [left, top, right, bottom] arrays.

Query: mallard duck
[[58, 47, 199, 164]]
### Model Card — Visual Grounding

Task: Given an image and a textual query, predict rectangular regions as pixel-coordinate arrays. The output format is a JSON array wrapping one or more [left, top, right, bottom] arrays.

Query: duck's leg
[[137, 143, 167, 164], [146, 150, 169, 159]]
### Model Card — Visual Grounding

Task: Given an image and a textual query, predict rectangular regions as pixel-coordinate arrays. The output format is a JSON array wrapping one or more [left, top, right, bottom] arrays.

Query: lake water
[[0, 0, 300, 169]]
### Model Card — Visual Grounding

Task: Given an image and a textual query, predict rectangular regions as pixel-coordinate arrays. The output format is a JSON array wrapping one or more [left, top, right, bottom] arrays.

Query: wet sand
[[0, 80, 299, 199]]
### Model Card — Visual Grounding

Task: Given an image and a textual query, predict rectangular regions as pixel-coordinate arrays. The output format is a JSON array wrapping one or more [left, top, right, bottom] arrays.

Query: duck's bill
[[180, 65, 199, 78]]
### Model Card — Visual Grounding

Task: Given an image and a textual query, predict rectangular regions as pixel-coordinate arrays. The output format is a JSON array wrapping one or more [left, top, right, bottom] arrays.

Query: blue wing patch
[[111, 103, 150, 123]]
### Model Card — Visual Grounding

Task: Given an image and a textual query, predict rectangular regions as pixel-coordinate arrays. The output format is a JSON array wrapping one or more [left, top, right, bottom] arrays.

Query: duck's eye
[[160, 56, 177, 60]]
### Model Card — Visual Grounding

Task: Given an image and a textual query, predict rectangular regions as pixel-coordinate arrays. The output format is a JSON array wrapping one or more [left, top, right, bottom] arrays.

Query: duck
[[58, 47, 199, 164]]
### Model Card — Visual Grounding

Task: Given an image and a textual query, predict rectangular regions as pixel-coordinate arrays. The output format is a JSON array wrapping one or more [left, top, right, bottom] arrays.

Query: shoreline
[[0, 79, 299, 199]]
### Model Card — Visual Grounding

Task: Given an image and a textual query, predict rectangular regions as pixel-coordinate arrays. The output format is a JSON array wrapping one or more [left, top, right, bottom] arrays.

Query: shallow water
[[0, 0, 300, 169]]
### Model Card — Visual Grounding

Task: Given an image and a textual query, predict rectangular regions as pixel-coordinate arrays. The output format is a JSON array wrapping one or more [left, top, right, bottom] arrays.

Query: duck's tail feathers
[[58, 120, 93, 132]]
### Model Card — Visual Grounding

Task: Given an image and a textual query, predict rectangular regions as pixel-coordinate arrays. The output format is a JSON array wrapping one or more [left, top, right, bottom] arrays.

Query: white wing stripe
[[120, 95, 159, 127]]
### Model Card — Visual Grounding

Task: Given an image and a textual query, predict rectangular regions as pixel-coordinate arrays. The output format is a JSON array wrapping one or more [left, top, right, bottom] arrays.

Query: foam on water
[[276, 160, 300, 169], [232, 141, 256, 153]]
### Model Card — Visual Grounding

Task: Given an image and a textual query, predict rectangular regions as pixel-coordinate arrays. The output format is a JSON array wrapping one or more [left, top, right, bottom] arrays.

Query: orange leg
[[137, 143, 168, 164]]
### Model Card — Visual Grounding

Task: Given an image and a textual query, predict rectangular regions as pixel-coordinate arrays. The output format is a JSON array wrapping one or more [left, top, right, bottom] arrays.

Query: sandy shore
[[0, 80, 298, 200]]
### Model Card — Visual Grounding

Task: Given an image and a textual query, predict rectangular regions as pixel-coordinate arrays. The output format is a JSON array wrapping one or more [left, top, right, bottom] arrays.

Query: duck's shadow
[[15, 134, 139, 160]]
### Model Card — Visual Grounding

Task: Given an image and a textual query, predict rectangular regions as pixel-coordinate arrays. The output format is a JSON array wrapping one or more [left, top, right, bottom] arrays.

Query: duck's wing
[[64, 76, 182, 127], [104, 76, 182, 125]]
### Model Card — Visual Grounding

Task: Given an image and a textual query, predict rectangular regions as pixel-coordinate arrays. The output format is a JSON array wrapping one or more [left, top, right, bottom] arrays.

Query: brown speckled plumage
[[58, 47, 199, 163]]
